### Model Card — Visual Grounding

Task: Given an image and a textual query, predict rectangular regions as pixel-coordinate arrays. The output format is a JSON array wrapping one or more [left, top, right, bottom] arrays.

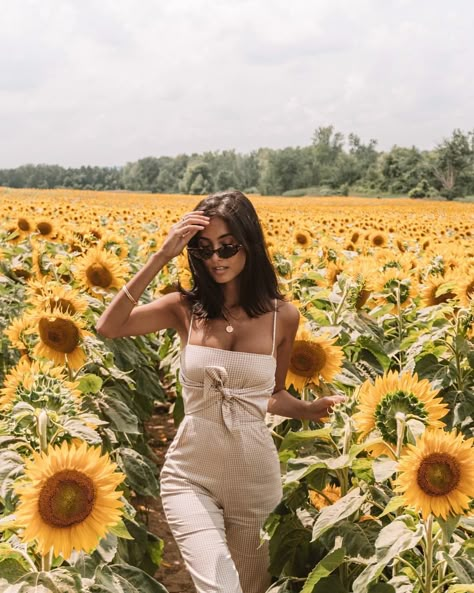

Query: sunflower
[[26, 280, 89, 317], [345, 257, 375, 309], [353, 371, 449, 458], [4, 314, 37, 350], [15, 441, 124, 557], [30, 246, 53, 278], [0, 357, 32, 410], [368, 231, 388, 248], [178, 268, 193, 291], [16, 216, 33, 237], [294, 229, 312, 248], [326, 261, 344, 287], [34, 219, 56, 239], [98, 231, 129, 260], [0, 358, 81, 411], [454, 267, 474, 307], [371, 268, 416, 312], [74, 246, 128, 298], [420, 274, 457, 307], [26, 310, 93, 370], [286, 327, 344, 391], [308, 484, 341, 510], [395, 429, 474, 519]]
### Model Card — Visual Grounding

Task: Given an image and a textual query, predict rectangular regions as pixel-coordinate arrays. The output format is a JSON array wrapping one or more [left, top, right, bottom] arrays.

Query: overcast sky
[[1, 0, 472, 168]]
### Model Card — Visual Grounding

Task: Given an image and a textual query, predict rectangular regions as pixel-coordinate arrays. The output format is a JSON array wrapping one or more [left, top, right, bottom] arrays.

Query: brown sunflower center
[[295, 233, 309, 246], [38, 317, 80, 353], [417, 452, 461, 496], [38, 469, 96, 527], [37, 222, 53, 235], [356, 288, 371, 309], [290, 342, 326, 377], [86, 263, 113, 288], [18, 218, 31, 231], [371, 234, 386, 246]]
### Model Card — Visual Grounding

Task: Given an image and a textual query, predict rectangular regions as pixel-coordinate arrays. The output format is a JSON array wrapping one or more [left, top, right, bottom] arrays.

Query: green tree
[[180, 161, 214, 194], [312, 125, 345, 187], [431, 129, 474, 199]]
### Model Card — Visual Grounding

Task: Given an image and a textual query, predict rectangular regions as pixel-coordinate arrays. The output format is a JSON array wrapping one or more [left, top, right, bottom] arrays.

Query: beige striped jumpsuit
[[160, 300, 282, 593]]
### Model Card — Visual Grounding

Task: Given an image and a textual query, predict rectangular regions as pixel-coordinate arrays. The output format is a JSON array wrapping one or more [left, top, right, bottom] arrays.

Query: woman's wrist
[[268, 389, 311, 420], [150, 249, 172, 269]]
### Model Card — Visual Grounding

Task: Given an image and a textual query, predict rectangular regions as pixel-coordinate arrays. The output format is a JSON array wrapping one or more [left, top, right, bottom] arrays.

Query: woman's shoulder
[[277, 299, 300, 325], [151, 291, 191, 331]]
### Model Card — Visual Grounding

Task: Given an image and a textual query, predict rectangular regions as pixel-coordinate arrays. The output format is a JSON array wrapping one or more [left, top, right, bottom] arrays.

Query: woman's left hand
[[304, 395, 345, 422]]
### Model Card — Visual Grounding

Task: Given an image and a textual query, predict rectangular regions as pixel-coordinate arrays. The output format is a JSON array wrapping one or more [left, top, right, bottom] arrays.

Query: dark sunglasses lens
[[191, 248, 213, 260], [189, 244, 240, 260], [220, 245, 240, 258]]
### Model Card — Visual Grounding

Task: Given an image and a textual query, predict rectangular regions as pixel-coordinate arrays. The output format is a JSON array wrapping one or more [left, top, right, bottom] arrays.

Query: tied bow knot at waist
[[179, 366, 273, 431]]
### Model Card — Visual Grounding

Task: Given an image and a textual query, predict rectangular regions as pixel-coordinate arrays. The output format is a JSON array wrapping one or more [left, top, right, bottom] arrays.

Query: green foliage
[[2, 126, 473, 199]]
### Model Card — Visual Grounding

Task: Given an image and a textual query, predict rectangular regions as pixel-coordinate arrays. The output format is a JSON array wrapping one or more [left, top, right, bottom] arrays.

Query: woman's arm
[[268, 388, 344, 421], [267, 302, 344, 421], [96, 211, 209, 338]]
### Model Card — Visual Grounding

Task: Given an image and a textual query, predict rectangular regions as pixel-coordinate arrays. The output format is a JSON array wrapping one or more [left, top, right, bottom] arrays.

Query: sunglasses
[[187, 243, 243, 261]]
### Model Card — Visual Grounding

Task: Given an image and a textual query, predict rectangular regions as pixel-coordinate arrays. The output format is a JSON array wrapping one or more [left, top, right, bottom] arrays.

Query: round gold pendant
[[225, 325, 234, 333]]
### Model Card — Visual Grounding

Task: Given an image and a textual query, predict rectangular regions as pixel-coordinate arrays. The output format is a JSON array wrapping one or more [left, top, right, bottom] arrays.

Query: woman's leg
[[161, 477, 243, 593], [224, 514, 273, 593]]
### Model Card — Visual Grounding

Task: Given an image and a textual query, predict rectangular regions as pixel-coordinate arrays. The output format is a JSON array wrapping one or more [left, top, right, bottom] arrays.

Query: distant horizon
[[0, 127, 468, 170], [2, 1, 473, 168]]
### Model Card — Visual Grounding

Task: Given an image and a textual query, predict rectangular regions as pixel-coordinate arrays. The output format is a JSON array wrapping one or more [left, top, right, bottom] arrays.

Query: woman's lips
[[212, 266, 228, 275]]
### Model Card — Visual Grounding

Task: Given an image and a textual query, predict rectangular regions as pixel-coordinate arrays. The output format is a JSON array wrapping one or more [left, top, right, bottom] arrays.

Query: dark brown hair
[[179, 190, 284, 318]]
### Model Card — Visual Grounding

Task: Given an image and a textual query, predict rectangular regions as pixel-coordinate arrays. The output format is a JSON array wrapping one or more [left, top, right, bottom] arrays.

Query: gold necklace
[[223, 307, 242, 333]]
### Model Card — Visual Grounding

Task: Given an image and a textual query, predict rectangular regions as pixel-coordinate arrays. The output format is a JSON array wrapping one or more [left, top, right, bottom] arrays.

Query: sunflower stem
[[395, 412, 406, 459], [301, 384, 310, 430], [392, 410, 407, 581], [65, 358, 74, 382], [453, 339, 465, 392], [339, 420, 352, 496], [395, 283, 405, 368], [424, 514, 434, 593], [445, 315, 465, 392], [331, 281, 350, 325], [41, 548, 52, 572], [436, 529, 448, 588], [37, 408, 49, 454], [270, 429, 284, 441], [19, 550, 38, 572]]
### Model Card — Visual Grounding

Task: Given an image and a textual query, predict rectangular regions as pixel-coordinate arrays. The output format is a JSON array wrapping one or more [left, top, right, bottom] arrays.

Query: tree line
[[1, 126, 473, 199]]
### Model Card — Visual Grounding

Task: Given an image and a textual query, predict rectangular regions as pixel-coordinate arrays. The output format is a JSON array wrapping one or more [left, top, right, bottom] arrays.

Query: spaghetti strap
[[271, 298, 277, 357], [187, 311, 194, 345]]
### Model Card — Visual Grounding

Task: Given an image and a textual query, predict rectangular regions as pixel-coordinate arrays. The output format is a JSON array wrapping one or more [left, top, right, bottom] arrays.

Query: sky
[[1, 0, 473, 168]]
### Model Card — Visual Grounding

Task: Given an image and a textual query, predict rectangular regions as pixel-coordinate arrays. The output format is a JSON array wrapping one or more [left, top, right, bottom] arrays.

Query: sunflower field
[[0, 187, 474, 593]]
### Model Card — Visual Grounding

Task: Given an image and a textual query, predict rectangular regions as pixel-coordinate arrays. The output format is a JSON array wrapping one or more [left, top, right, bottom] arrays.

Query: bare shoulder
[[151, 291, 190, 331], [277, 300, 300, 328]]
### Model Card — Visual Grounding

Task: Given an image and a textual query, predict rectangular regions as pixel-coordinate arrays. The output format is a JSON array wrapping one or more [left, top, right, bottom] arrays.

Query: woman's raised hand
[[160, 210, 210, 260], [305, 395, 346, 422]]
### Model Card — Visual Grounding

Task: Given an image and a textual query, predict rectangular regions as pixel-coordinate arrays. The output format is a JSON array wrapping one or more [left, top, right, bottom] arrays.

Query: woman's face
[[196, 216, 246, 284]]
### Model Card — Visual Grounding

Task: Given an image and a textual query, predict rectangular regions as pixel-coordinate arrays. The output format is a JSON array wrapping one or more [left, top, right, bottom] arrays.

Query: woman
[[96, 190, 343, 593]]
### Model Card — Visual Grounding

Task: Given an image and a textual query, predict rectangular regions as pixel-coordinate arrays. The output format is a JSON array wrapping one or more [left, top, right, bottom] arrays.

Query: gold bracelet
[[122, 285, 139, 306]]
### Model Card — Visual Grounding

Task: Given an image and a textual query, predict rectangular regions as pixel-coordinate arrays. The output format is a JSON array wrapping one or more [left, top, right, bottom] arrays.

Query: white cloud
[[0, 0, 473, 166]]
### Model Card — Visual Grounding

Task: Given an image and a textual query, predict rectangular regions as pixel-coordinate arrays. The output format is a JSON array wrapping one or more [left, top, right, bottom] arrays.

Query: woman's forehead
[[198, 216, 234, 241]]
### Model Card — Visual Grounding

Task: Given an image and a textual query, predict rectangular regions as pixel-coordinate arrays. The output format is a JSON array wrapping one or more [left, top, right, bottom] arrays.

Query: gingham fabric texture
[[160, 301, 282, 593]]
